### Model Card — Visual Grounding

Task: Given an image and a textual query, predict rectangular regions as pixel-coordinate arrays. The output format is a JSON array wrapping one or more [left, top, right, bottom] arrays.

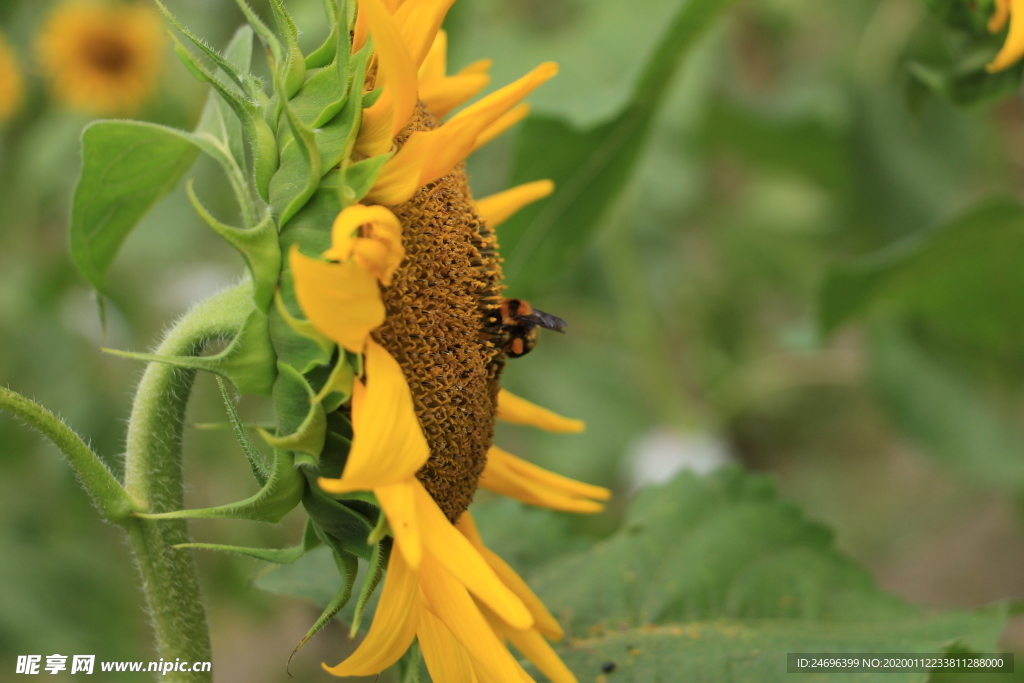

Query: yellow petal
[[989, 0, 1024, 71], [419, 63, 559, 186], [991, 0, 1012, 33], [474, 103, 530, 150], [412, 483, 533, 629], [393, 0, 458, 68], [366, 131, 434, 205], [322, 548, 419, 676], [457, 513, 565, 641], [420, 552, 527, 683], [377, 481, 422, 569], [420, 66, 492, 119], [418, 605, 477, 683], [290, 246, 384, 354], [497, 388, 583, 432], [355, 0, 418, 154], [476, 180, 554, 229], [418, 28, 449, 83], [505, 627, 577, 683], [318, 340, 429, 492], [480, 446, 611, 513], [325, 204, 405, 286]]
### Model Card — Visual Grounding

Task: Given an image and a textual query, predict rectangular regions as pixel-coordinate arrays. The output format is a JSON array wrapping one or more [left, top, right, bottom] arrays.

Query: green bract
[[67, 0, 393, 654]]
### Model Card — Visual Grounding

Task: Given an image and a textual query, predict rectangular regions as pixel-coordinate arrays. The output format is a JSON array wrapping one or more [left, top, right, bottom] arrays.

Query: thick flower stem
[[121, 285, 254, 681]]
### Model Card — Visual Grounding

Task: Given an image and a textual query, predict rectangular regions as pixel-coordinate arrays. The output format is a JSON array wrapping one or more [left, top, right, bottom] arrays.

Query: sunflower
[[290, 0, 610, 679], [988, 0, 1024, 71], [0, 31, 23, 123], [36, 1, 163, 115]]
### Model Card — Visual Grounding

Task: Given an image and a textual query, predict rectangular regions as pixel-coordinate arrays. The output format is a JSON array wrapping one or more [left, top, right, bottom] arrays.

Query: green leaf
[[554, 614, 1009, 683], [194, 25, 257, 177], [344, 154, 391, 204], [499, 0, 738, 296], [525, 469, 1009, 679], [268, 0, 306, 98], [868, 325, 1024, 490], [819, 200, 1024, 355], [0, 386, 134, 525], [70, 121, 200, 292]]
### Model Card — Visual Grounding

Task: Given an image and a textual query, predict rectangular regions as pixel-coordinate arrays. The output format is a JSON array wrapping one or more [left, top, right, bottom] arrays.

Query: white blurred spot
[[626, 429, 733, 493]]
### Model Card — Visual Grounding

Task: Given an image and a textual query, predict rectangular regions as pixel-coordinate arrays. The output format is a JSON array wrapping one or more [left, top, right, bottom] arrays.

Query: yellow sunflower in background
[[988, 0, 1024, 71], [0, 31, 23, 123], [290, 0, 610, 679], [36, 1, 163, 115]]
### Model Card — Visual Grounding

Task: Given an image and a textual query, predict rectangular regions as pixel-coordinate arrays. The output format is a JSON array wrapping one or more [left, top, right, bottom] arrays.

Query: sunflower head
[[36, 1, 163, 115], [0, 31, 23, 123]]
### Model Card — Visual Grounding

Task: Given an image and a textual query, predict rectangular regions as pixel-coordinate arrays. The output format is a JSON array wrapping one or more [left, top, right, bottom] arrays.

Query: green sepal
[[233, 0, 283, 68], [105, 306, 277, 397], [187, 180, 280, 313], [262, 363, 327, 458], [271, 284, 335, 372], [268, 0, 306, 98], [0, 386, 136, 525], [253, 116, 280, 204], [361, 87, 383, 108], [302, 476, 377, 561], [304, 0, 341, 69], [156, 1, 260, 99], [195, 25, 256, 178], [135, 448, 304, 523], [270, 93, 322, 228], [350, 538, 388, 636], [287, 548, 358, 671], [313, 42, 370, 173], [173, 518, 322, 563], [216, 377, 270, 486], [344, 154, 390, 204], [312, 354, 355, 412]]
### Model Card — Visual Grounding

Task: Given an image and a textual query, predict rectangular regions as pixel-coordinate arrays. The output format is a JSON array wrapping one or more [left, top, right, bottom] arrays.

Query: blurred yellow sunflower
[[290, 0, 610, 679], [0, 31, 24, 123], [36, 1, 163, 115], [988, 0, 1024, 71]]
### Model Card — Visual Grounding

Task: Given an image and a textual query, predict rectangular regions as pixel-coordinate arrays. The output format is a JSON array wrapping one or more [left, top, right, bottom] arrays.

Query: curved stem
[[122, 284, 253, 682]]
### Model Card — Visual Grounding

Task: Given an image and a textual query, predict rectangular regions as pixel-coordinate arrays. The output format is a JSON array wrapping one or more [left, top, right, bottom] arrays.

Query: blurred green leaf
[[820, 200, 1024, 354], [556, 615, 1008, 683], [70, 121, 200, 292], [528, 469, 1008, 679], [869, 325, 1024, 490], [500, 0, 737, 296]]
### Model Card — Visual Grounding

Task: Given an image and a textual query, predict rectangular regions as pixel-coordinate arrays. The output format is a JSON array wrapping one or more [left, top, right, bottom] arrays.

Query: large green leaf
[[499, 0, 737, 296], [820, 200, 1024, 355], [70, 121, 200, 292], [525, 469, 1009, 681]]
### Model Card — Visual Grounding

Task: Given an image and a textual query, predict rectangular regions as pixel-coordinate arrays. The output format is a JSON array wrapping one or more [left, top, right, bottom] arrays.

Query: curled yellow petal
[[355, 0, 418, 155], [474, 103, 530, 150], [322, 548, 420, 676], [420, 63, 492, 119], [477, 181, 554, 229], [419, 552, 527, 683], [318, 340, 429, 492], [991, 0, 1012, 33], [290, 246, 384, 354], [365, 131, 434, 205], [394, 0, 458, 69], [325, 204, 405, 286], [418, 606, 478, 683], [457, 513, 565, 641], [413, 483, 533, 630], [481, 446, 611, 514], [988, 0, 1024, 72]]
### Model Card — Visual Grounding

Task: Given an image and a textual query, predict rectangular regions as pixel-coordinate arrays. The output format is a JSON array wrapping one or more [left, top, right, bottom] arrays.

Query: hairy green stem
[[122, 284, 253, 682]]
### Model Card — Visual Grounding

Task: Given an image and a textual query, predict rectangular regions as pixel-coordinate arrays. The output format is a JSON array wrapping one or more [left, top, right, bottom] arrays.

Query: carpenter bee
[[491, 298, 567, 358]]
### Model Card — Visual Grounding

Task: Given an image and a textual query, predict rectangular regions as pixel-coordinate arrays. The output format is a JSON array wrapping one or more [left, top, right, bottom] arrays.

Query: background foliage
[[4, 0, 1024, 680]]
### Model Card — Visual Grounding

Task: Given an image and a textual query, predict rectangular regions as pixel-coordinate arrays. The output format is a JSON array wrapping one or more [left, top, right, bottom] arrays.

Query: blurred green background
[[4, 0, 1024, 680]]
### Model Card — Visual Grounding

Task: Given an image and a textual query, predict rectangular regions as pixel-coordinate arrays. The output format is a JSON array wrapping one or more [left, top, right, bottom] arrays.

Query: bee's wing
[[518, 308, 567, 332]]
